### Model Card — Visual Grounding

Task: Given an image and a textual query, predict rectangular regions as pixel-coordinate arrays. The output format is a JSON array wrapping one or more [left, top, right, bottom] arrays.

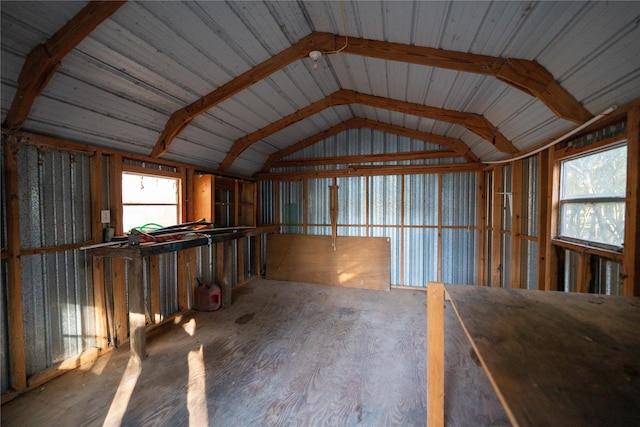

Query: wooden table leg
[[427, 282, 445, 426], [128, 254, 146, 361]]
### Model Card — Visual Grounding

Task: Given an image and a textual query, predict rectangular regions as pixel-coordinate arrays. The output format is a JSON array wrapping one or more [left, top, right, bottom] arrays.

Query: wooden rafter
[[261, 116, 477, 172], [151, 31, 589, 160], [3, 1, 125, 130], [220, 89, 510, 172], [271, 149, 459, 168]]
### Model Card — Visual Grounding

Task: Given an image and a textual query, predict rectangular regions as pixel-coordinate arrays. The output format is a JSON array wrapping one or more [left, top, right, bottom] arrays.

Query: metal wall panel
[[337, 176, 366, 225], [260, 180, 276, 225], [521, 240, 538, 291], [442, 229, 477, 285], [442, 172, 478, 226], [279, 180, 303, 229], [20, 250, 95, 376], [369, 175, 401, 226], [404, 174, 439, 226], [18, 145, 93, 249], [370, 227, 401, 286], [307, 178, 331, 225], [404, 228, 438, 287]]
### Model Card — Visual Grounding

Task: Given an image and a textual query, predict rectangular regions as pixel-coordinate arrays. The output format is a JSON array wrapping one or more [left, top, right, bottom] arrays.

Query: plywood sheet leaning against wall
[[266, 234, 390, 291]]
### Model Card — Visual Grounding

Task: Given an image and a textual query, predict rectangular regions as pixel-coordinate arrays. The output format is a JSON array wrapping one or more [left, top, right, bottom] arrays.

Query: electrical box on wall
[[101, 210, 111, 224]]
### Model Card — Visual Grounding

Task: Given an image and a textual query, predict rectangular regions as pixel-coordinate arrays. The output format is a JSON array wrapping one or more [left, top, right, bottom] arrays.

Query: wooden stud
[[510, 160, 523, 289], [90, 150, 108, 350], [437, 174, 443, 283], [185, 167, 195, 222], [149, 255, 161, 324], [238, 238, 246, 284], [491, 167, 503, 287], [577, 253, 592, 293], [302, 178, 308, 235], [477, 171, 487, 286], [426, 282, 445, 427], [3, 1, 125, 130], [537, 151, 550, 291], [217, 241, 234, 308], [622, 106, 640, 296], [2, 134, 27, 391], [177, 250, 189, 312], [128, 254, 146, 361], [108, 154, 127, 346], [544, 149, 561, 291]]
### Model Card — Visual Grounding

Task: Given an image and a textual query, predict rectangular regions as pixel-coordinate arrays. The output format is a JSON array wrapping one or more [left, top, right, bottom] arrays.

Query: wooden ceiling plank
[[271, 149, 460, 168], [3, 1, 126, 130]]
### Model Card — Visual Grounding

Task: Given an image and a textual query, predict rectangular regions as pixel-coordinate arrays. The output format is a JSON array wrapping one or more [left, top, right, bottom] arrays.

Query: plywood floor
[[2, 279, 429, 426]]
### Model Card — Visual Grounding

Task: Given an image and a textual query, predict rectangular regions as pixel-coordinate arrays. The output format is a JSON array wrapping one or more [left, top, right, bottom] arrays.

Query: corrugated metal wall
[[14, 145, 97, 376], [272, 170, 479, 287]]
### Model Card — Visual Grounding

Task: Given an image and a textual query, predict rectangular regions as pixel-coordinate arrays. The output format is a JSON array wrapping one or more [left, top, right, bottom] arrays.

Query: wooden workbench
[[84, 227, 271, 361], [427, 283, 640, 426]]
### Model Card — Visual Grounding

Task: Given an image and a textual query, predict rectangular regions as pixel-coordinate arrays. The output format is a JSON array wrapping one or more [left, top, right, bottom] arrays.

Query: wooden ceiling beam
[[3, 1, 126, 130], [153, 31, 589, 161], [271, 149, 460, 168], [221, 89, 509, 172], [338, 34, 592, 123], [255, 162, 484, 181], [150, 32, 336, 158], [261, 116, 478, 172]]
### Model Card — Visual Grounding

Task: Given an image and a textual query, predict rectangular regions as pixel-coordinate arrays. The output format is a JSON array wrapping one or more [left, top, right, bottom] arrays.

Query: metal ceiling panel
[[1, 1, 639, 176]]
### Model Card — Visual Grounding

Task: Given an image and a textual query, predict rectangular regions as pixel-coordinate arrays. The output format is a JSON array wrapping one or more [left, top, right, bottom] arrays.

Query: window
[[122, 172, 181, 232], [559, 144, 627, 248]]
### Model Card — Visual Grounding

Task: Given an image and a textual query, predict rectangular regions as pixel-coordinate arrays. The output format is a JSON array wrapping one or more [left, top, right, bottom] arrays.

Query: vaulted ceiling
[[2, 1, 640, 177]]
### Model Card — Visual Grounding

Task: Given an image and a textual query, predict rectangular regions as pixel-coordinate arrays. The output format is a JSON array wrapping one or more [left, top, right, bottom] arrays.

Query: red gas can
[[194, 282, 221, 311]]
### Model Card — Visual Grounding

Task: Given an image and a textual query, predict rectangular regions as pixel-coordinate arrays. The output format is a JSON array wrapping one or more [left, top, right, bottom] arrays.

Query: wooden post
[[577, 253, 592, 293], [510, 160, 523, 288], [427, 282, 445, 427], [537, 151, 550, 291], [477, 170, 487, 286], [217, 241, 234, 308], [253, 234, 262, 278], [622, 106, 640, 296], [128, 254, 146, 361], [90, 150, 108, 350], [109, 154, 127, 345], [2, 133, 27, 391], [177, 250, 189, 312], [544, 149, 561, 291], [491, 166, 503, 287], [237, 238, 245, 283], [149, 255, 161, 324]]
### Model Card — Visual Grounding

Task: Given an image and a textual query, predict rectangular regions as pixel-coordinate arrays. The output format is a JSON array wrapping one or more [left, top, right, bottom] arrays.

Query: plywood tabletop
[[445, 285, 640, 427]]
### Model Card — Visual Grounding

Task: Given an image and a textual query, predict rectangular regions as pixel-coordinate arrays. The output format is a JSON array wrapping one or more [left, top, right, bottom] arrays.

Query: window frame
[[121, 165, 183, 233], [556, 142, 627, 252]]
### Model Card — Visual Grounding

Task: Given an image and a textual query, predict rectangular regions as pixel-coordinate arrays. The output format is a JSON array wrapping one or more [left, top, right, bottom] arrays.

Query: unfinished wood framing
[[427, 282, 445, 427], [219, 89, 514, 172], [509, 160, 523, 289], [3, 1, 125, 130], [152, 32, 588, 160], [622, 106, 640, 296], [2, 134, 27, 391], [490, 167, 503, 287]]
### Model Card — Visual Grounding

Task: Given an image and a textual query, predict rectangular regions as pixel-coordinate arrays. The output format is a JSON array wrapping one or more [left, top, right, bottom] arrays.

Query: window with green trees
[[559, 144, 627, 248]]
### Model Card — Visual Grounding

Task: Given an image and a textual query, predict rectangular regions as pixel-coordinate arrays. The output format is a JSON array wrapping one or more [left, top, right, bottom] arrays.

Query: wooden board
[[445, 284, 640, 426], [266, 234, 390, 291]]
